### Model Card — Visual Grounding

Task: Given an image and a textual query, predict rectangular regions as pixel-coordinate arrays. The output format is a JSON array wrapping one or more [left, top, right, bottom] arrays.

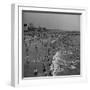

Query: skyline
[[22, 11, 80, 31]]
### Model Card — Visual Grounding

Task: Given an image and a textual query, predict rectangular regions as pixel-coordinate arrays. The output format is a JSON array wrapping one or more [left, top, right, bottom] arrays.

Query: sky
[[22, 11, 80, 31]]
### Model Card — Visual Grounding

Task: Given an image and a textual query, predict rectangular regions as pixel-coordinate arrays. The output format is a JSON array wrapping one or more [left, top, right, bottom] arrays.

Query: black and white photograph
[[22, 10, 80, 78]]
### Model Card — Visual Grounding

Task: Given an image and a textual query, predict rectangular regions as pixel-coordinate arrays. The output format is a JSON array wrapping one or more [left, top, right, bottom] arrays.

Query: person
[[33, 68, 38, 76], [42, 63, 46, 72]]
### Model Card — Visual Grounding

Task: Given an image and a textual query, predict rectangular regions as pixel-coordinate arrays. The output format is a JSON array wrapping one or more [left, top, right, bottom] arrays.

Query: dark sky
[[22, 11, 80, 31]]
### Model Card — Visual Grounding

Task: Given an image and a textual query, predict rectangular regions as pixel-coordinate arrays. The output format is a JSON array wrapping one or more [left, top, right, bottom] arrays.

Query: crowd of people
[[23, 23, 80, 77]]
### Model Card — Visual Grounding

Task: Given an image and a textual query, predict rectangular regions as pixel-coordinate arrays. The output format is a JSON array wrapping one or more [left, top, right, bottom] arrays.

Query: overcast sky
[[22, 11, 80, 31]]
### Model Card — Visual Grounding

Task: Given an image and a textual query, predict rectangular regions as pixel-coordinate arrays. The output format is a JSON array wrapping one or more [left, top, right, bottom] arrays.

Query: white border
[[11, 4, 87, 87]]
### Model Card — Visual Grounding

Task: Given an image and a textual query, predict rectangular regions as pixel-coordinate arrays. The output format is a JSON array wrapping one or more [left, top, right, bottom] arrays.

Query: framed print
[[11, 4, 87, 87]]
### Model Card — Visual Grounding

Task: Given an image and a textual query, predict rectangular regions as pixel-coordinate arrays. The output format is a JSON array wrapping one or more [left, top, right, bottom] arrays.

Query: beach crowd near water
[[23, 23, 80, 77]]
